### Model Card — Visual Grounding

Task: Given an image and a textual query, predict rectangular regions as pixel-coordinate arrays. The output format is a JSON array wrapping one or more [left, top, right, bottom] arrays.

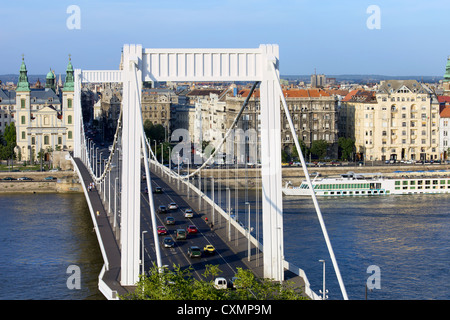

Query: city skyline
[[1, 1, 450, 76]]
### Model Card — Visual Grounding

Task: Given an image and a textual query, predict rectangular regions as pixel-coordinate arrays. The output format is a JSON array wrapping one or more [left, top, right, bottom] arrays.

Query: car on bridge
[[163, 237, 174, 248], [203, 244, 215, 255], [157, 205, 167, 214], [184, 208, 194, 218], [153, 187, 163, 194], [165, 216, 175, 225], [157, 226, 168, 235], [168, 202, 178, 210], [187, 225, 198, 234], [2, 177, 15, 181], [188, 246, 201, 258], [176, 229, 186, 240], [17, 177, 33, 181], [44, 176, 56, 181]]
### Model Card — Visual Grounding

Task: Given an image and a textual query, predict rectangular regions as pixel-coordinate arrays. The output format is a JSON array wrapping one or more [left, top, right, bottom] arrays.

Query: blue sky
[[1, 0, 450, 76]]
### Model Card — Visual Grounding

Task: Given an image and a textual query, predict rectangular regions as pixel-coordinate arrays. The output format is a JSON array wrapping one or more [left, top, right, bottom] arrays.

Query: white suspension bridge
[[69, 44, 348, 300]]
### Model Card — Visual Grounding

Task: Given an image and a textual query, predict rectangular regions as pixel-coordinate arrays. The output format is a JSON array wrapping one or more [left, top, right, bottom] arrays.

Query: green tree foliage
[[338, 137, 355, 161], [123, 264, 307, 300], [0, 123, 16, 160], [310, 140, 328, 159], [291, 138, 310, 160], [144, 120, 166, 143]]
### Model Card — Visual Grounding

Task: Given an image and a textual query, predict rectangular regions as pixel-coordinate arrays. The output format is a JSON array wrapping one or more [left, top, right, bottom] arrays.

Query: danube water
[[0, 193, 104, 300], [280, 193, 450, 300], [0, 191, 448, 300]]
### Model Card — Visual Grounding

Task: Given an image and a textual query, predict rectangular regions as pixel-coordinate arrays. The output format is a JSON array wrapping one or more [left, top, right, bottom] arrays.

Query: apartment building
[[342, 80, 440, 162]]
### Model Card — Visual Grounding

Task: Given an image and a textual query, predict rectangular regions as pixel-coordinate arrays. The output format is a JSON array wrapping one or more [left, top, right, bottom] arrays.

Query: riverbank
[[0, 171, 82, 193]]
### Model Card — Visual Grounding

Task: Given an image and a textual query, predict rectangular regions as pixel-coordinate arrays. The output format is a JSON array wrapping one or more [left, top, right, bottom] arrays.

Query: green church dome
[[46, 69, 55, 79]]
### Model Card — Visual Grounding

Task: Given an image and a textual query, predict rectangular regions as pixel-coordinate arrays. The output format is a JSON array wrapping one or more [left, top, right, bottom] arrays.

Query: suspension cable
[[269, 60, 348, 300]]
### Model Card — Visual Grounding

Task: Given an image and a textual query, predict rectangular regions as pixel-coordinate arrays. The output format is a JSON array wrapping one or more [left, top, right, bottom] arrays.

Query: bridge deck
[[74, 157, 308, 299], [73, 158, 133, 297]]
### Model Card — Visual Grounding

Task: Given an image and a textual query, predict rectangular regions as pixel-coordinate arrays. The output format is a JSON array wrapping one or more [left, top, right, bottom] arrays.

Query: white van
[[214, 277, 227, 290]]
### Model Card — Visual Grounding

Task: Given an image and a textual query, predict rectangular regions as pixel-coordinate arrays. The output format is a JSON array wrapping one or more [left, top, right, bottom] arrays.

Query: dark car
[[157, 205, 167, 214], [2, 177, 15, 181], [188, 246, 201, 258], [44, 176, 55, 181], [153, 187, 163, 194], [163, 237, 174, 248], [165, 216, 175, 225]]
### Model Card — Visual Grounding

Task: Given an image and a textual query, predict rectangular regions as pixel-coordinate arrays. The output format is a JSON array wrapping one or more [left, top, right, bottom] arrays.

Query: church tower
[[62, 55, 75, 151], [443, 56, 450, 95], [15, 55, 31, 160]]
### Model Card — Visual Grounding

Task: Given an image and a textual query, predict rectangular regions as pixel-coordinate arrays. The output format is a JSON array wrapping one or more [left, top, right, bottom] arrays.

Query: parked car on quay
[[17, 177, 33, 181]]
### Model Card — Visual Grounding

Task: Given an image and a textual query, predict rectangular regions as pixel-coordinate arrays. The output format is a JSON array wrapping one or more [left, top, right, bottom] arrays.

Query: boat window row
[[301, 183, 380, 190], [394, 179, 450, 186], [395, 179, 450, 190]]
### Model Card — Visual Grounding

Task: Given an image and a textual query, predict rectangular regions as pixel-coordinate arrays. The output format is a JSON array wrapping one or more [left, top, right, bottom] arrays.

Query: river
[[0, 191, 448, 300], [0, 193, 104, 300]]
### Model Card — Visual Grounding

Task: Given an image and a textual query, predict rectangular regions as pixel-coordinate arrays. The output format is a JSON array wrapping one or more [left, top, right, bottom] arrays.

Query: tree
[[310, 140, 328, 159], [123, 263, 307, 300], [291, 138, 310, 160], [0, 123, 16, 160], [338, 137, 355, 161]]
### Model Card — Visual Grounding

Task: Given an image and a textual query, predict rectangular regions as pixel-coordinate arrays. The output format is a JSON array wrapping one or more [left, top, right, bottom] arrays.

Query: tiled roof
[[236, 88, 331, 99], [440, 105, 450, 118], [438, 95, 450, 104], [342, 90, 376, 103]]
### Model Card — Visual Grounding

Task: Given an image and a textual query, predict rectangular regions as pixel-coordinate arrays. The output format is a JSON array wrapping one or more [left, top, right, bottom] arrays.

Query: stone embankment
[[0, 171, 82, 193]]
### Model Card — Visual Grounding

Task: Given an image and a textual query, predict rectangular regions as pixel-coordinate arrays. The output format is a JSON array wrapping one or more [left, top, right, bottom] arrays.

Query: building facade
[[225, 88, 339, 160], [438, 96, 450, 160], [342, 80, 440, 162]]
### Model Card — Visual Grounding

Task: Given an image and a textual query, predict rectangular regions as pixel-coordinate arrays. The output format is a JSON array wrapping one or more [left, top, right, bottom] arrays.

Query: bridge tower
[[74, 44, 286, 285]]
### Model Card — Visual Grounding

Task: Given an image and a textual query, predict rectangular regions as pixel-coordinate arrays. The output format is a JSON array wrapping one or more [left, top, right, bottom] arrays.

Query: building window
[[68, 115, 72, 124], [67, 99, 72, 108], [21, 115, 25, 124], [44, 135, 49, 145], [21, 131, 25, 139], [68, 131, 73, 139], [21, 99, 25, 108]]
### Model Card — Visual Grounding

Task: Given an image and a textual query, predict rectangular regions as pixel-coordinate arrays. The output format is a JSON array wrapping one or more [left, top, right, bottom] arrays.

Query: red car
[[157, 226, 168, 235], [187, 225, 198, 234]]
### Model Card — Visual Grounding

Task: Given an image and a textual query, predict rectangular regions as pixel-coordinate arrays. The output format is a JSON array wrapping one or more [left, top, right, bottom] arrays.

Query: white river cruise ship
[[282, 171, 450, 196]]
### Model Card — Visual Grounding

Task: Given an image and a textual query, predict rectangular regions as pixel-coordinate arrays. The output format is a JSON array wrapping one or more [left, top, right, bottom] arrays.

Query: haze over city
[[1, 0, 450, 76]]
